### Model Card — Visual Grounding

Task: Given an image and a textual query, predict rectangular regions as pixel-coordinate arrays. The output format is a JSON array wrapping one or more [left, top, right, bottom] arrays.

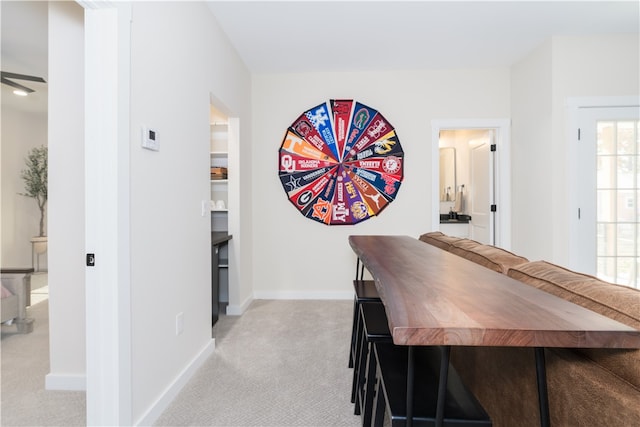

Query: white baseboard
[[253, 291, 353, 300], [45, 373, 86, 391], [225, 293, 253, 315], [134, 339, 215, 426], [225, 291, 351, 315]]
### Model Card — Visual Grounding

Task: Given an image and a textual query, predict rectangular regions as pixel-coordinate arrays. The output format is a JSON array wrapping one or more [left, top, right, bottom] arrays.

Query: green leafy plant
[[20, 145, 48, 237]]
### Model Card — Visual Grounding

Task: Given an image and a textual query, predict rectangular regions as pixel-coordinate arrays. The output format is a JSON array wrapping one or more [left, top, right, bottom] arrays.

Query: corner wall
[[128, 3, 251, 423], [511, 34, 639, 264], [550, 34, 640, 264]]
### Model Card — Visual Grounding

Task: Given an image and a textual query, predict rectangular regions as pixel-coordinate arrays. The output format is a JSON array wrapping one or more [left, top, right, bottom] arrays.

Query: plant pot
[[30, 236, 47, 254]]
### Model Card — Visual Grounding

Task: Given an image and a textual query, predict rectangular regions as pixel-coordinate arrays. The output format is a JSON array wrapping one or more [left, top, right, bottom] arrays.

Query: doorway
[[431, 119, 511, 248]]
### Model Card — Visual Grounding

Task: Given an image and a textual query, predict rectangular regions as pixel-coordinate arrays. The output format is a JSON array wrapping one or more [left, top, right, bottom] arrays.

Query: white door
[[575, 106, 639, 287], [469, 138, 494, 244]]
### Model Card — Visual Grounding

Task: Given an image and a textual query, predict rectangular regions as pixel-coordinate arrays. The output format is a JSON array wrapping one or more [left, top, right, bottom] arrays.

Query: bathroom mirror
[[439, 147, 456, 201]]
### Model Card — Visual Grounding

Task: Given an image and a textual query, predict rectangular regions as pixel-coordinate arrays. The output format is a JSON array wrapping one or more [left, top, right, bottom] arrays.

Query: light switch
[[141, 126, 159, 151]]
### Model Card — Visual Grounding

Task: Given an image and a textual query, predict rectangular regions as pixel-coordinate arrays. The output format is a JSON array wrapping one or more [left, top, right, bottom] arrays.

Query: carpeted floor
[[154, 299, 362, 426], [1, 294, 86, 426], [2, 279, 362, 427]]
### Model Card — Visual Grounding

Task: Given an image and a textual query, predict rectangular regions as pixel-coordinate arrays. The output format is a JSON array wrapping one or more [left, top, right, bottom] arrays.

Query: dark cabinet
[[211, 232, 231, 326]]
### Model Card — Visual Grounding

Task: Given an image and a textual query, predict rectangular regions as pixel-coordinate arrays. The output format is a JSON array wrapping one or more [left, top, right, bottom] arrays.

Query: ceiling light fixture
[[1, 71, 46, 94], [13, 89, 28, 97]]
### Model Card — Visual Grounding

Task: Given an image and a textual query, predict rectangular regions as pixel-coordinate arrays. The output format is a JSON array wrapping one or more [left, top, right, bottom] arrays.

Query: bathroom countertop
[[440, 213, 471, 224]]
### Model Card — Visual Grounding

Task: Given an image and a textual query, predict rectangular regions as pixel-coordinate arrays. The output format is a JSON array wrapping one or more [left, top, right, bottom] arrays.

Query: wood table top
[[349, 235, 640, 348]]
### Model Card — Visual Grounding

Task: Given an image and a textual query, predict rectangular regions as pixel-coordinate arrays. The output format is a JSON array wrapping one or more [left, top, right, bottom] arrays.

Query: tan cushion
[[546, 348, 640, 426], [448, 239, 529, 273], [507, 261, 640, 329], [453, 346, 640, 427], [508, 261, 640, 389], [418, 231, 463, 251]]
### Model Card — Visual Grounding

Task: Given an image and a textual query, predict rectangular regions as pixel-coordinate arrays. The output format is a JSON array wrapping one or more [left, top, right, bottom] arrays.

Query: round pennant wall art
[[278, 99, 404, 226]]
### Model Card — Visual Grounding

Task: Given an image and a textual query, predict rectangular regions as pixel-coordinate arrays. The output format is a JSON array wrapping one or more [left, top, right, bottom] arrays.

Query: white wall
[[46, 0, 85, 388], [128, 2, 251, 423], [251, 69, 510, 297], [510, 40, 553, 262], [511, 34, 639, 263]]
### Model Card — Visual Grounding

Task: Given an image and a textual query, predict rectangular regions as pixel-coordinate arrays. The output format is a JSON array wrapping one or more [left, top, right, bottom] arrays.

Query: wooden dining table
[[348, 235, 640, 427]]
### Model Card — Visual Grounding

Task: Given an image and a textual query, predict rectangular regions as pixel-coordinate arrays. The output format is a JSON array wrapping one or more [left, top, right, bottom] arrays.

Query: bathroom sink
[[439, 214, 471, 224]]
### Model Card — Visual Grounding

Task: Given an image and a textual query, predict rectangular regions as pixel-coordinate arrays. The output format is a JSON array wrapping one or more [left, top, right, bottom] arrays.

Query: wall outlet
[[175, 312, 184, 335]]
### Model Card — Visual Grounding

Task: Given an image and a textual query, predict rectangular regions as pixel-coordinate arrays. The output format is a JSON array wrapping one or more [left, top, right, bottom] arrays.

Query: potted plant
[[20, 145, 48, 257]]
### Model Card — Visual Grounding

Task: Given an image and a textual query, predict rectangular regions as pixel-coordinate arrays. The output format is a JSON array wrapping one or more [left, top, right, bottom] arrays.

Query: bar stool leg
[[535, 347, 551, 427], [406, 346, 414, 427], [435, 346, 451, 427], [349, 297, 358, 368], [371, 367, 386, 427], [354, 326, 370, 414], [351, 310, 365, 404], [360, 340, 378, 426]]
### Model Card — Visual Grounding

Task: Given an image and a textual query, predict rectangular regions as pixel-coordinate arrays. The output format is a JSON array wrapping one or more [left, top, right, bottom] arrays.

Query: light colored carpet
[[1, 296, 86, 426], [154, 299, 362, 427], [30, 272, 49, 306], [2, 283, 362, 427]]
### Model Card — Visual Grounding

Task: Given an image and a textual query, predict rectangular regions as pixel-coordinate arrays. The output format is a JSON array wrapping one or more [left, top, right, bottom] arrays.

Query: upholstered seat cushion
[[507, 261, 640, 389], [448, 239, 529, 274], [418, 231, 463, 251]]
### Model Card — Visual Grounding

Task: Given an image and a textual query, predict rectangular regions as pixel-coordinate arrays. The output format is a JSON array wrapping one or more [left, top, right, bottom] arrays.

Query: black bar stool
[[349, 279, 381, 369], [353, 301, 393, 427]]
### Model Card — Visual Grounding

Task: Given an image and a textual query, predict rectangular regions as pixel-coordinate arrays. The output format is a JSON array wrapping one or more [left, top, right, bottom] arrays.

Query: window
[[596, 119, 639, 288]]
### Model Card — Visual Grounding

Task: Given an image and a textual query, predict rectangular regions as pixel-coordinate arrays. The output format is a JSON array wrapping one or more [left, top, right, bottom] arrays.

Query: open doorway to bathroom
[[439, 129, 495, 244], [432, 120, 511, 249]]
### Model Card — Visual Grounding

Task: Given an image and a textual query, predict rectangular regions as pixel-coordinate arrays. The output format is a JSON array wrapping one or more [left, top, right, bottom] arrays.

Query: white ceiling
[[207, 0, 640, 73], [2, 1, 638, 114], [1, 1, 48, 114]]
